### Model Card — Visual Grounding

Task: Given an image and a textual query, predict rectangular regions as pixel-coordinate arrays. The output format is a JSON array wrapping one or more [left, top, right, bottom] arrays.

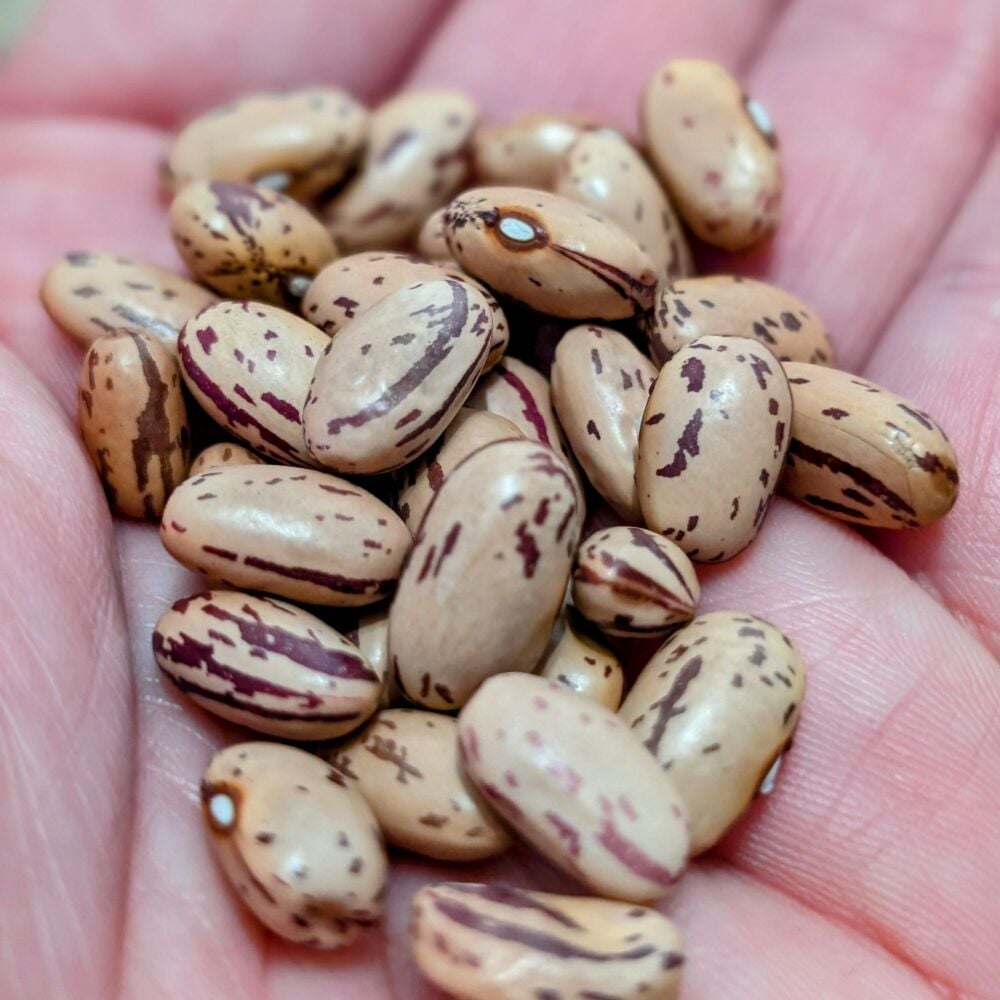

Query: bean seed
[[188, 442, 265, 476], [344, 607, 396, 708], [415, 207, 454, 262], [536, 609, 624, 710], [473, 112, 593, 188]]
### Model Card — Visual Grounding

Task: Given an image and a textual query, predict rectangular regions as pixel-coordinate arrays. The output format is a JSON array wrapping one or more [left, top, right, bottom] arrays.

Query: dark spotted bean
[[473, 112, 594, 188], [188, 442, 265, 477], [536, 609, 624, 710]]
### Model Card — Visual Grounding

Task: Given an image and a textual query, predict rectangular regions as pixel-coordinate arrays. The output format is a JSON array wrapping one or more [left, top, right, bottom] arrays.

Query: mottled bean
[[188, 442, 265, 476], [473, 112, 593, 188], [536, 609, 624, 710]]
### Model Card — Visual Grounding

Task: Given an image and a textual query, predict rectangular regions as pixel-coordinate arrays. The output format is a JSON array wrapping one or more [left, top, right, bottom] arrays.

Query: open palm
[[1, 1, 998, 997]]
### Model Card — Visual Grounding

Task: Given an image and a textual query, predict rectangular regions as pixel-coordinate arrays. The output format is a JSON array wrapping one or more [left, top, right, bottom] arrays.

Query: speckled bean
[[415, 207, 454, 262], [344, 607, 396, 708], [473, 113, 592, 188], [188, 442, 265, 476], [536, 609, 624, 710]]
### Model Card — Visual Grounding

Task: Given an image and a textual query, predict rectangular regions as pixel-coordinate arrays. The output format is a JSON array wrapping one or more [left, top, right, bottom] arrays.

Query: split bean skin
[[303, 279, 494, 474], [160, 464, 410, 607], [642, 58, 782, 251], [637, 336, 791, 562], [473, 113, 592, 188], [572, 526, 699, 638], [78, 331, 190, 519], [201, 742, 387, 948], [619, 611, 805, 854], [390, 439, 582, 710], [536, 610, 624, 710], [154, 590, 383, 740], [411, 882, 684, 1000], [444, 186, 658, 319], [41, 251, 218, 350], [415, 207, 454, 262], [783, 363, 959, 528], [326, 88, 478, 252], [328, 709, 511, 861], [648, 275, 833, 367], [169, 180, 337, 305], [188, 442, 265, 476], [459, 672, 690, 902], [164, 87, 368, 200]]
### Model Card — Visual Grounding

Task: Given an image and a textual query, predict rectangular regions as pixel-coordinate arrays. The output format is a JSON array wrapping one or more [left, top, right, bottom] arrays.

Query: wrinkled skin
[[0, 2, 998, 998]]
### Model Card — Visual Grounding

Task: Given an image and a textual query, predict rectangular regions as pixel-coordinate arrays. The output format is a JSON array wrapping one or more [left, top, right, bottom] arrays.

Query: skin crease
[[0, 1, 997, 998]]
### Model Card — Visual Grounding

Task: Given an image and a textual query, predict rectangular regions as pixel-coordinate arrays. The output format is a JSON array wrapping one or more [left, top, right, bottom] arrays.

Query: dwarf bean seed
[[188, 442, 265, 476], [473, 112, 593, 188], [416, 207, 454, 262], [536, 609, 624, 710]]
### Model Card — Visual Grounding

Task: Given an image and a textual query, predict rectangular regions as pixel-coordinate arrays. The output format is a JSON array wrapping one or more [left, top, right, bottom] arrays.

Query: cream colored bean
[[642, 58, 781, 251], [416, 207, 454, 262], [328, 710, 510, 861], [411, 882, 684, 1000], [79, 331, 189, 519], [637, 336, 791, 562], [536, 610, 624, 710], [161, 464, 410, 607], [783, 363, 959, 528], [188, 442, 265, 476], [459, 673, 689, 902], [390, 439, 582, 709], [444, 187, 657, 319], [201, 742, 386, 948], [344, 607, 397, 708], [473, 113, 592, 188], [620, 610, 805, 854]]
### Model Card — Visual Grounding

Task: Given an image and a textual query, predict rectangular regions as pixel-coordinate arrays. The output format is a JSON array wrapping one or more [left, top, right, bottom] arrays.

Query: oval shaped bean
[[41, 251, 217, 350], [188, 442, 265, 476], [201, 742, 386, 948], [326, 88, 477, 251], [619, 610, 805, 854], [328, 709, 511, 861], [572, 526, 699, 637], [473, 112, 592, 188], [637, 336, 791, 562], [154, 590, 382, 740], [415, 207, 454, 262], [459, 673, 689, 902], [536, 610, 624, 710], [390, 439, 582, 710], [79, 330, 189, 518], [160, 464, 410, 607], [642, 58, 781, 251], [344, 606, 397, 708], [783, 363, 959, 528], [169, 181, 337, 305], [411, 882, 684, 1000], [304, 279, 493, 474], [444, 187, 657, 319], [178, 300, 328, 464]]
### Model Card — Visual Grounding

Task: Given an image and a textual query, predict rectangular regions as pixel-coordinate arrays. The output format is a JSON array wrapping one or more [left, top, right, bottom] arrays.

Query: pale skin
[[0, 0, 998, 997]]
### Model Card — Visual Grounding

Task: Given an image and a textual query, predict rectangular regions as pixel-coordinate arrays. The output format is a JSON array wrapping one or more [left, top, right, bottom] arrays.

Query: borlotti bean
[[344, 606, 397, 708], [416, 207, 454, 262], [328, 710, 511, 861], [164, 87, 368, 200], [473, 112, 593, 188], [154, 590, 383, 740], [201, 742, 387, 948], [550, 324, 657, 522], [411, 882, 684, 1000], [619, 611, 805, 854], [459, 673, 690, 902], [637, 336, 791, 562], [177, 300, 328, 465], [642, 58, 782, 251], [572, 526, 700, 638], [782, 363, 959, 528], [160, 465, 410, 607], [555, 128, 693, 280], [303, 279, 493, 474], [326, 88, 478, 252], [536, 610, 624, 710], [648, 275, 834, 367], [41, 251, 218, 350], [390, 439, 582, 710], [444, 187, 658, 319], [188, 441, 266, 476], [78, 330, 190, 519], [169, 181, 337, 305]]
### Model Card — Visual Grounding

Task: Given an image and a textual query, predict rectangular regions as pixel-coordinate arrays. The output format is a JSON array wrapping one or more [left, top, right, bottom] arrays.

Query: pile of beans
[[42, 56, 959, 1000]]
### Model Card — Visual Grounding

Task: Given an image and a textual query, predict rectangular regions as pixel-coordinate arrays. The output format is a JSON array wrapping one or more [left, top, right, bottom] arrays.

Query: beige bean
[[620, 610, 805, 854], [41, 251, 217, 350], [444, 186, 657, 319], [550, 324, 657, 521], [459, 673, 689, 902], [782, 363, 959, 528], [303, 279, 493, 474], [160, 464, 410, 607], [78, 331, 189, 519], [188, 442, 265, 476], [642, 58, 781, 251], [637, 336, 790, 562], [326, 88, 477, 251], [164, 87, 368, 200], [415, 207, 454, 262], [473, 112, 592, 188], [411, 882, 684, 1000], [178, 300, 328, 465], [169, 181, 336, 305], [344, 606, 397, 708], [328, 710, 510, 861], [536, 610, 624, 710], [390, 439, 582, 709], [572, 526, 699, 638], [201, 742, 386, 948]]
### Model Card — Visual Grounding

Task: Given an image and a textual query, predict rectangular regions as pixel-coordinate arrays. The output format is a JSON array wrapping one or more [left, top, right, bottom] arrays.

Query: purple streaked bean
[[536, 609, 624, 710], [187, 442, 265, 477]]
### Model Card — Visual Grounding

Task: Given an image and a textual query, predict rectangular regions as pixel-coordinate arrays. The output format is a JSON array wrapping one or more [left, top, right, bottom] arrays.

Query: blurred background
[[0, 0, 39, 52]]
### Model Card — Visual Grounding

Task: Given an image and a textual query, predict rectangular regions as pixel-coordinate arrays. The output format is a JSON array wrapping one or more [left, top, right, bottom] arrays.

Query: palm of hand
[[1, 1, 998, 998]]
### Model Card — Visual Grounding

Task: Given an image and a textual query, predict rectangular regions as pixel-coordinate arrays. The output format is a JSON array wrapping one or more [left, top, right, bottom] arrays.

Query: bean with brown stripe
[[188, 442, 265, 477], [536, 609, 624, 710]]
